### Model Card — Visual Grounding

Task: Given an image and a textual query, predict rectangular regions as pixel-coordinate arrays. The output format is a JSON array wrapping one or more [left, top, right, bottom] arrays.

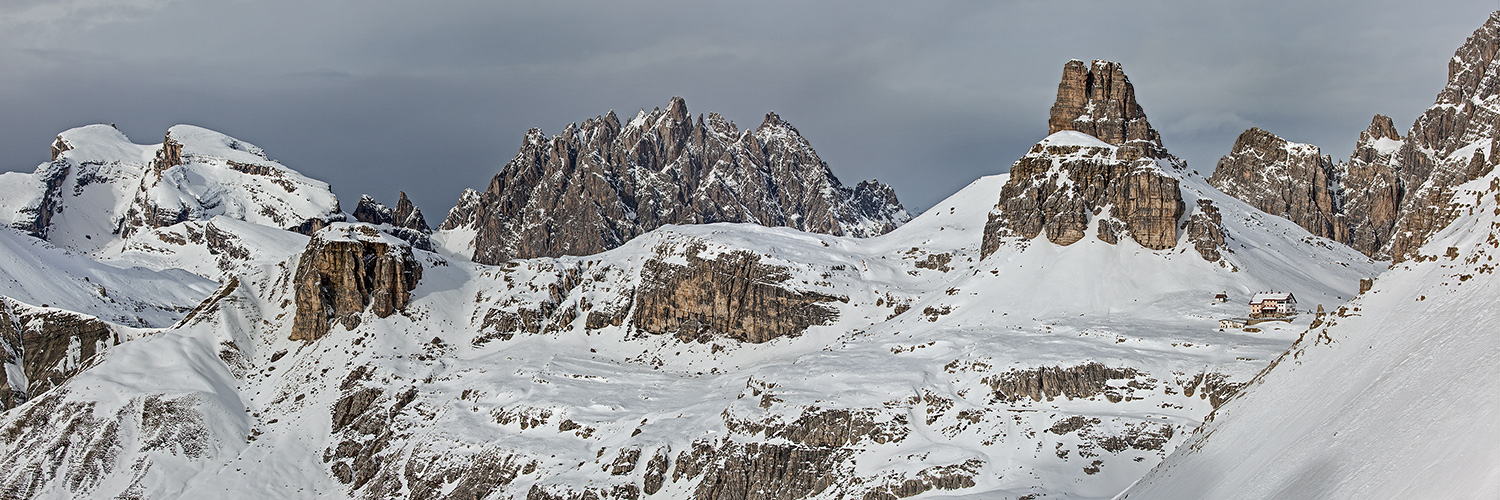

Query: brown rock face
[[984, 363, 1142, 404], [48, 135, 71, 162], [290, 224, 423, 341], [1209, 127, 1347, 242], [1338, 115, 1405, 257], [0, 299, 118, 410], [1184, 199, 1227, 262], [631, 243, 841, 343], [982, 60, 1187, 258], [1382, 12, 1500, 261], [1215, 13, 1500, 261], [981, 139, 1185, 257], [1049, 59, 1164, 156], [445, 97, 908, 264], [151, 133, 183, 175]]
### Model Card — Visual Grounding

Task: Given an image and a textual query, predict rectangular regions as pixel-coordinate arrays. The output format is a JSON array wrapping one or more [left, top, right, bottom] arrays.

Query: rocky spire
[[982, 60, 1194, 258], [1048, 59, 1163, 155], [354, 192, 429, 233], [1337, 115, 1405, 257]]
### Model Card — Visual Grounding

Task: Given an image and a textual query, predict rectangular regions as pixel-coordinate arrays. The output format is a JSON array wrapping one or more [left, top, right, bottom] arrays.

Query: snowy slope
[[0, 125, 154, 253], [1119, 145, 1500, 500], [0, 124, 342, 257], [0, 225, 214, 327], [0, 143, 1384, 499]]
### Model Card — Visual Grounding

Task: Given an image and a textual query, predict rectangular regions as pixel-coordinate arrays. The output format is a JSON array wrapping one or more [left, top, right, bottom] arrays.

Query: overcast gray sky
[[3, 1, 1498, 217]]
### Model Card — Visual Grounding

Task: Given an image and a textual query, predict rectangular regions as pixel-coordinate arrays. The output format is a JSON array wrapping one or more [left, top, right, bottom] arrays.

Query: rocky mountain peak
[[444, 97, 909, 264], [1381, 11, 1500, 261], [354, 192, 430, 233], [982, 62, 1200, 259], [1365, 114, 1401, 142], [1208, 127, 1345, 243], [1048, 59, 1163, 155]]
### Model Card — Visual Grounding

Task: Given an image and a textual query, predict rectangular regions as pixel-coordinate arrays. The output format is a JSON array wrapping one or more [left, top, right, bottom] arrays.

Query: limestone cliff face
[[0, 298, 118, 411], [1383, 12, 1500, 261], [1338, 115, 1405, 257], [290, 223, 422, 341], [1206, 12, 1500, 262], [1049, 59, 1165, 157], [443, 97, 909, 264], [982, 60, 1187, 258], [631, 243, 841, 343], [1209, 127, 1346, 242]]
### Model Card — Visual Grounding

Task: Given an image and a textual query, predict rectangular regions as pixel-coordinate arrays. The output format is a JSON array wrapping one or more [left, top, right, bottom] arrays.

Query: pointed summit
[[1048, 60, 1163, 155]]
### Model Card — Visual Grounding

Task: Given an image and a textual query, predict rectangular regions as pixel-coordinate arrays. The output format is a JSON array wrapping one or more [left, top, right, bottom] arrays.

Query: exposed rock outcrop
[[290, 223, 422, 341], [1207, 120, 1407, 259], [1337, 115, 1405, 257], [1206, 13, 1500, 262], [0, 299, 119, 410], [353, 192, 430, 233], [1209, 127, 1346, 242], [982, 60, 1187, 258], [983, 363, 1142, 404], [437, 188, 482, 231], [631, 243, 841, 343], [980, 134, 1185, 256], [352, 192, 433, 251], [443, 97, 909, 264], [1184, 199, 1227, 262], [1049, 59, 1165, 158], [1382, 12, 1500, 261]]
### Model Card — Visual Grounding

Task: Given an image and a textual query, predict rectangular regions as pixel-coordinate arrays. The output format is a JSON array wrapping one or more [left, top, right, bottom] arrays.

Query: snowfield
[[0, 121, 1387, 498]]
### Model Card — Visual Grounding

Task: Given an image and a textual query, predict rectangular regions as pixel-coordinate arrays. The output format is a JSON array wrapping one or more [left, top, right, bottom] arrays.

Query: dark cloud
[[2, 0, 1496, 216]]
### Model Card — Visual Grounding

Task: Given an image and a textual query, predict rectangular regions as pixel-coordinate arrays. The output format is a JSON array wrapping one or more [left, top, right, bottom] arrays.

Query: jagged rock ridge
[[1209, 120, 1403, 259], [353, 192, 429, 233], [353, 192, 434, 251], [441, 97, 910, 264], [1211, 12, 1500, 262]]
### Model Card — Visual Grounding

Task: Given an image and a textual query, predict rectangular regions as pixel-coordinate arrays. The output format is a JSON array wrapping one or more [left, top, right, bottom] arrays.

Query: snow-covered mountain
[[11, 11, 1500, 497], [1120, 151, 1500, 498], [0, 124, 343, 257], [0, 52, 1398, 499]]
